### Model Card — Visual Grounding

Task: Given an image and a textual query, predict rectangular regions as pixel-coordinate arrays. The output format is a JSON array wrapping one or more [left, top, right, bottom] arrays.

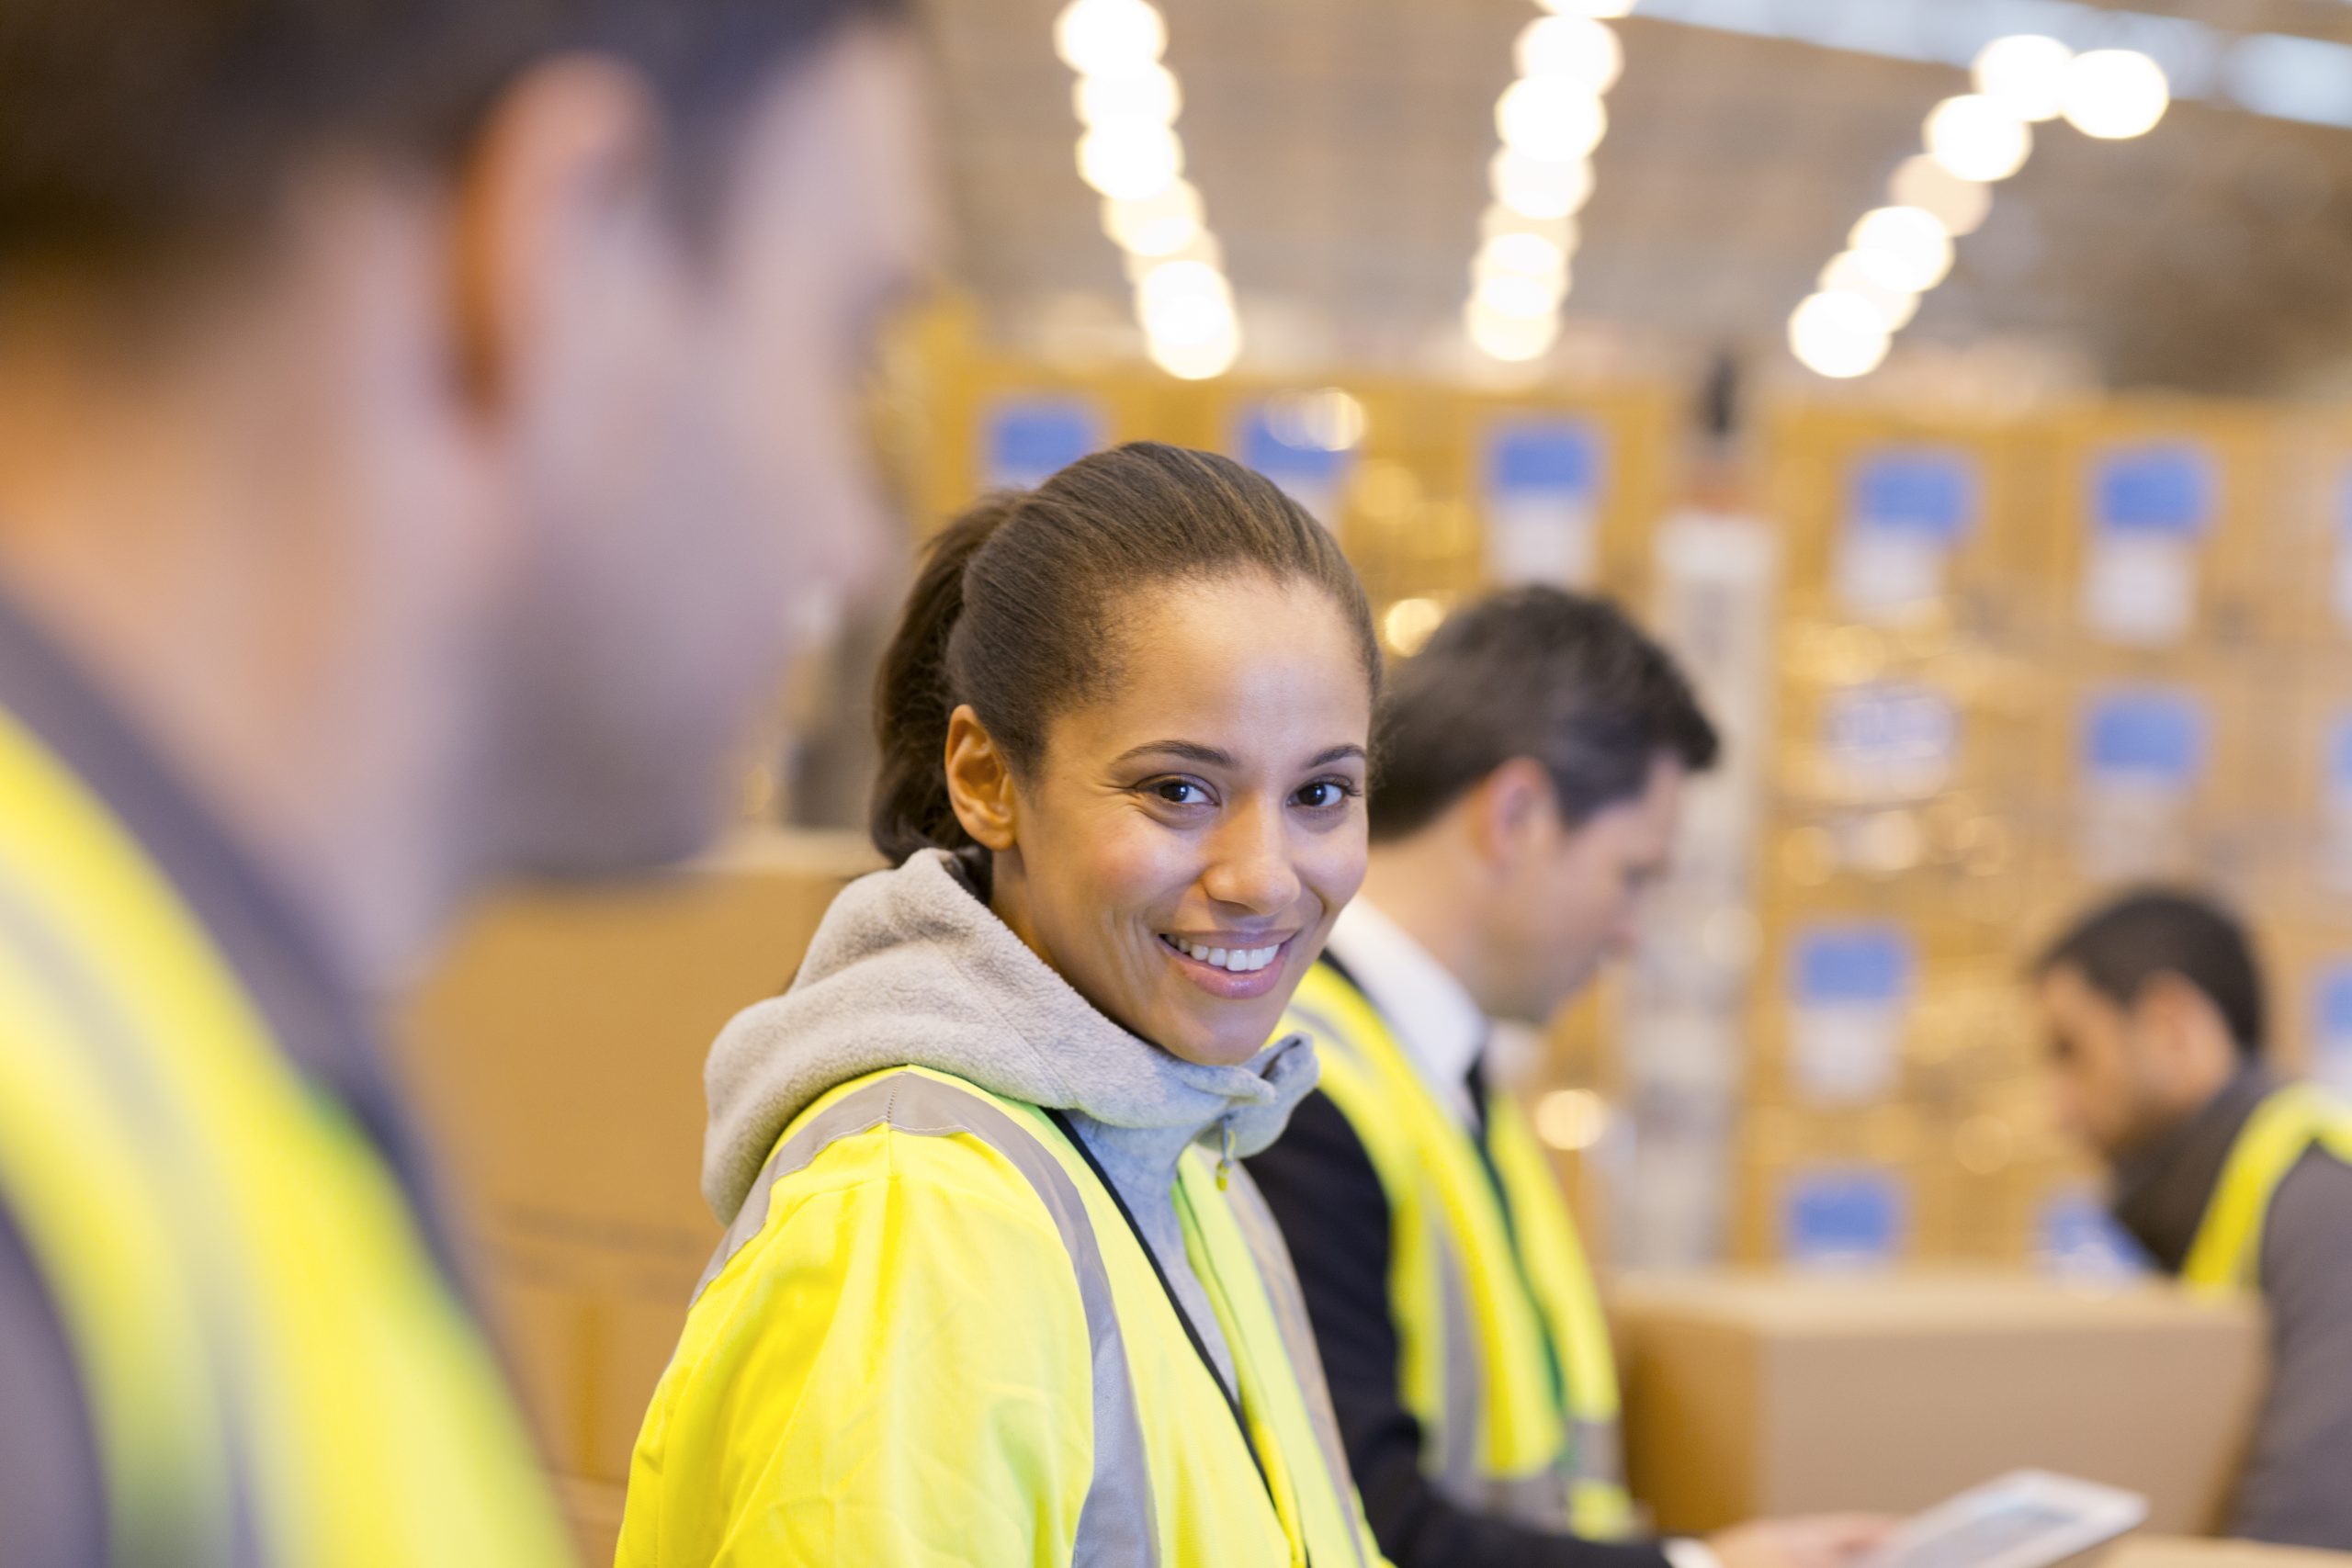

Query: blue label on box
[[2314, 965, 2352, 1097], [1848, 448, 1976, 542], [1782, 1167, 1905, 1266], [2330, 714, 2352, 797], [984, 398, 1102, 490], [1239, 406, 1351, 489], [1488, 420, 1602, 501], [2035, 1187, 2150, 1278], [2083, 688, 2207, 788], [2092, 443, 2216, 538], [1792, 923, 1914, 1007]]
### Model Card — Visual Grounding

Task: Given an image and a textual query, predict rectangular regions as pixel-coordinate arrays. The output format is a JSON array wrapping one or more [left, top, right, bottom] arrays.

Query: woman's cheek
[[1298, 816, 1371, 914], [1089, 817, 1193, 919]]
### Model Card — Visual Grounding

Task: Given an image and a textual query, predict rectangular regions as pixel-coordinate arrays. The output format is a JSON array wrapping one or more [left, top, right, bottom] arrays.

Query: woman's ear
[[944, 705, 1020, 852]]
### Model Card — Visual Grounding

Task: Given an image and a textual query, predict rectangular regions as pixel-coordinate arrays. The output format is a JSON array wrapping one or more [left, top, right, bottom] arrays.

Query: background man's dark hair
[[0, 0, 907, 274], [1370, 586, 1718, 843], [2036, 888, 2266, 1058]]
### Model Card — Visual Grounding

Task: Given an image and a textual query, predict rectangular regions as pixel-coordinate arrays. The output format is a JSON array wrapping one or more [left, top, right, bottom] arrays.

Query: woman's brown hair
[[870, 440, 1379, 864]]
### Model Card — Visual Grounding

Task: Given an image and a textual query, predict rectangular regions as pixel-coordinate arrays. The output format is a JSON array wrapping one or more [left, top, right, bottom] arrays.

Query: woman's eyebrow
[[1306, 743, 1367, 767], [1112, 739, 1236, 768]]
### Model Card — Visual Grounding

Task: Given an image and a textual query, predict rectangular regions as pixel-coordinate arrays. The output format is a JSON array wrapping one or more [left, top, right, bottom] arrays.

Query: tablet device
[[1858, 1471, 2149, 1568]]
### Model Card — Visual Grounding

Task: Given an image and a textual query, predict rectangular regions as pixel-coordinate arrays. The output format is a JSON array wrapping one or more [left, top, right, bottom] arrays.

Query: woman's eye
[[1295, 780, 1354, 809], [1153, 780, 1204, 806]]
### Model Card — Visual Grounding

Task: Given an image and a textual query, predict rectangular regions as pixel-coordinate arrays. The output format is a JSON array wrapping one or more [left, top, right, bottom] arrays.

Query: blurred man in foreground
[[0, 1, 929, 1561], [1250, 588, 1885, 1568], [2037, 889, 2352, 1549]]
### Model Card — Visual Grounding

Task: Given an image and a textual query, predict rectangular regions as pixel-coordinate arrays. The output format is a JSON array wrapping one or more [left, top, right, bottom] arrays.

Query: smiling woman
[[617, 442, 1393, 1568]]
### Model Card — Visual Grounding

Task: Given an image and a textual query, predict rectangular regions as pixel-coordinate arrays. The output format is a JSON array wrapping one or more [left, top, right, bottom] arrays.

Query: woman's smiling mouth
[[1158, 931, 1296, 999]]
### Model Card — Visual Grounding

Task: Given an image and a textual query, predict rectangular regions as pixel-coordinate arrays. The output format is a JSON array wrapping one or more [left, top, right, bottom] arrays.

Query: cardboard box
[[2100, 1536, 2352, 1568], [397, 828, 880, 1483], [1614, 1270, 2265, 1536]]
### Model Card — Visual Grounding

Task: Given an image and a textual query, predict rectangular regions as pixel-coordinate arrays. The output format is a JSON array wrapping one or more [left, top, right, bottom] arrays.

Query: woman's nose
[[1201, 803, 1303, 914]]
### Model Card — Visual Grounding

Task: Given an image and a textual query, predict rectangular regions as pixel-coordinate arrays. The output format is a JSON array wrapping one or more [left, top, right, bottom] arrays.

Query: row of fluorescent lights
[[1056, 0, 1240, 379], [1789, 36, 2173, 378], [1464, 0, 1635, 363]]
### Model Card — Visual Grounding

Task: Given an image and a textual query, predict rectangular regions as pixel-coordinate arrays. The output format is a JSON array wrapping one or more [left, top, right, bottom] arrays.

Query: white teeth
[[1170, 938, 1282, 974]]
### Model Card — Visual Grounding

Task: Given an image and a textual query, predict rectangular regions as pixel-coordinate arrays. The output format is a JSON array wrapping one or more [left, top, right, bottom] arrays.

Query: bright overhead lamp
[[1073, 63, 1182, 128], [1053, 0, 1167, 76], [1889, 154, 1992, 237], [1102, 180, 1204, 256], [2063, 49, 2170, 140], [1818, 253, 1920, 333], [1496, 77, 1609, 162], [1076, 121, 1182, 200], [1848, 205, 1954, 292], [1924, 94, 2032, 183], [1973, 35, 2073, 123], [1489, 149, 1596, 220], [1466, 299, 1564, 362], [1788, 291, 1892, 378], [1514, 17, 1624, 95]]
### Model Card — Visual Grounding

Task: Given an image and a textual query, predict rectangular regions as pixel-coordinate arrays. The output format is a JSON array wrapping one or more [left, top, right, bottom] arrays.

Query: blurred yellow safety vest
[[0, 702, 571, 1566], [1283, 961, 1635, 1540], [623, 1065, 1389, 1567], [2181, 1083, 2352, 1294]]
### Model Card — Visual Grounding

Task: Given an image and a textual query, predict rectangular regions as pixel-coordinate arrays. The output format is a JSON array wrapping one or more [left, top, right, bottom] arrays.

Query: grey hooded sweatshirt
[[702, 846, 1322, 1392]]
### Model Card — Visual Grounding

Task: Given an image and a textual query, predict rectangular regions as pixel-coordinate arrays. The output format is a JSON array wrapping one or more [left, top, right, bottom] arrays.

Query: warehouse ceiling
[[922, 0, 2352, 397]]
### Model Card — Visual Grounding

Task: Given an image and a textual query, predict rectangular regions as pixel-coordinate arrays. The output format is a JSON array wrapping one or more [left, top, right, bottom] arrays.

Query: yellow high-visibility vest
[[0, 701, 571, 1565], [2182, 1082, 2352, 1294], [1283, 961, 1635, 1540], [621, 1064, 1392, 1567]]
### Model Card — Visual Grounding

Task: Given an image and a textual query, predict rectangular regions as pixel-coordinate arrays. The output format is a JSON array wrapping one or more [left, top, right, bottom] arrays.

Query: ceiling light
[[2063, 49, 2170, 140], [1789, 291, 1892, 378], [1473, 269, 1569, 320], [1490, 150, 1596, 220], [1819, 253, 1920, 332], [1849, 205, 1954, 292], [1536, 0, 1633, 15], [1495, 77, 1609, 162], [1053, 0, 1167, 76], [1073, 63, 1182, 128], [1076, 121, 1183, 200], [1480, 205, 1578, 251], [1924, 94, 2032, 182], [1973, 35, 2073, 122], [1514, 17, 1624, 95], [1466, 300, 1564, 362], [1474, 230, 1570, 281], [1102, 179, 1204, 255], [1889, 154, 1992, 236], [1148, 321, 1240, 380]]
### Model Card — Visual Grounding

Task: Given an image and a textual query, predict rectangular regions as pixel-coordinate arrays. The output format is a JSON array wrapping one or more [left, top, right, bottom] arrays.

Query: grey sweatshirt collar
[[702, 847, 1319, 1223]]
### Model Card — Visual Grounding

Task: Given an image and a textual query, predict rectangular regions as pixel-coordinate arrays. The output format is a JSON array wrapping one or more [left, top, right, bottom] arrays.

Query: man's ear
[[2136, 971, 2239, 1099], [448, 55, 665, 412], [1469, 756, 1555, 868], [944, 704, 1019, 852]]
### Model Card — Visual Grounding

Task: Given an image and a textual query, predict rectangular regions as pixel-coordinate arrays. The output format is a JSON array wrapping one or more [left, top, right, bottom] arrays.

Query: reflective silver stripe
[[1220, 1163, 1374, 1568], [1573, 1417, 1625, 1489], [1430, 1222, 1487, 1508], [694, 1072, 1159, 1568], [1487, 1468, 1573, 1531]]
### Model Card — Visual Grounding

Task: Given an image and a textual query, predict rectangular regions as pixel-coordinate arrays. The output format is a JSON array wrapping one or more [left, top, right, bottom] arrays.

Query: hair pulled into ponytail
[[867, 440, 1380, 866]]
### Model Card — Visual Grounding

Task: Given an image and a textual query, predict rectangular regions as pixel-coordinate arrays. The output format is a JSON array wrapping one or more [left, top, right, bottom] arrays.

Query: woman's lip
[[1158, 932, 1295, 1000]]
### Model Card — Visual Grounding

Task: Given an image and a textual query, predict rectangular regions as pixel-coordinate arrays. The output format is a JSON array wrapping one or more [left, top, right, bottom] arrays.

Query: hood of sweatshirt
[[702, 848, 1320, 1223]]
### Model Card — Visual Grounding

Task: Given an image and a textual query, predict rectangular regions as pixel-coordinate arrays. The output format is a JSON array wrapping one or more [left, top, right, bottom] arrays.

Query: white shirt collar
[[1324, 896, 1487, 1127]]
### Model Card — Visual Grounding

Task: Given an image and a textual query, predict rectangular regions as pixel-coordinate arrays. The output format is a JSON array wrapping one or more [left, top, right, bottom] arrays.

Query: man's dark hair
[[2035, 888, 2266, 1057], [0, 0, 906, 274], [1370, 586, 1718, 843]]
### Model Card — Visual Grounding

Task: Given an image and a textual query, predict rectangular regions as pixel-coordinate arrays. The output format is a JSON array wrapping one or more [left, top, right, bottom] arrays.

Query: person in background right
[[1249, 587, 1887, 1568], [2035, 889, 2352, 1550]]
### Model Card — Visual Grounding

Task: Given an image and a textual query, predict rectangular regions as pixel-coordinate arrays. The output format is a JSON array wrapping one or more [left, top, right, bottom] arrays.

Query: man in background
[[2037, 890, 2352, 1549], [1250, 587, 1884, 1568], [0, 0, 930, 1561]]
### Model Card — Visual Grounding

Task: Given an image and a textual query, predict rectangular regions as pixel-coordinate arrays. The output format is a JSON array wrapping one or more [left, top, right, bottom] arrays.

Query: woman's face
[[984, 574, 1373, 1067]]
